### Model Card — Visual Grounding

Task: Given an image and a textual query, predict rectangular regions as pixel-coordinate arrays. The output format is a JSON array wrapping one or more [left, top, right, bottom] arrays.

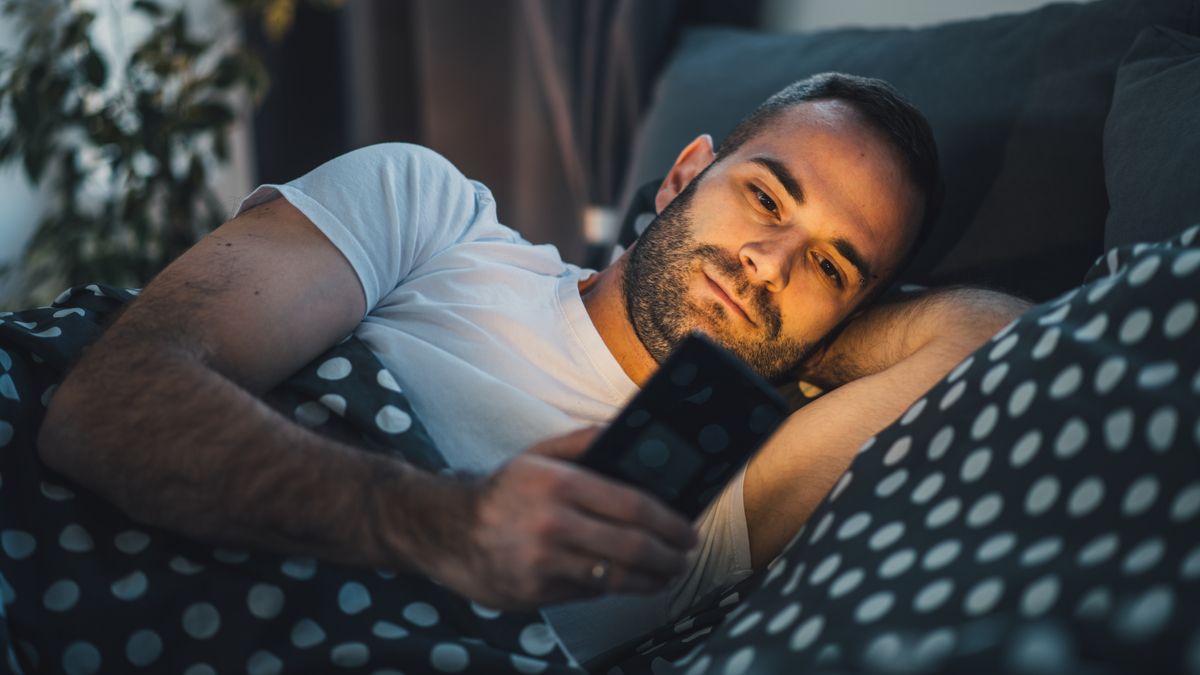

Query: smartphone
[[578, 332, 789, 519]]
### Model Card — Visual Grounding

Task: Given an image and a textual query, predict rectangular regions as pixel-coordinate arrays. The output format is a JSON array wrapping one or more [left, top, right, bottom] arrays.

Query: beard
[[622, 175, 815, 381]]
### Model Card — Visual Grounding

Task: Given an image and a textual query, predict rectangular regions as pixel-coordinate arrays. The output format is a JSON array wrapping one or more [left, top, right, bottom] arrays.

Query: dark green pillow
[[625, 0, 1199, 300], [1103, 25, 1200, 249]]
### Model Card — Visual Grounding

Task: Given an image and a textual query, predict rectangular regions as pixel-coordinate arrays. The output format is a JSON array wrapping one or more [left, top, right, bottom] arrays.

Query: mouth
[[704, 272, 755, 326]]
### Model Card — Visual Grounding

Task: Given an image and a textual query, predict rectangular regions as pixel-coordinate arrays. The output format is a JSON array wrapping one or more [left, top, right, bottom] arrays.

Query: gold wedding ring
[[590, 559, 610, 585]]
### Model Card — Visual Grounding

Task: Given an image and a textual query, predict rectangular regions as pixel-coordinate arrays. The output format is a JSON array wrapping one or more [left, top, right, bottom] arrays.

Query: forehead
[[724, 100, 922, 280]]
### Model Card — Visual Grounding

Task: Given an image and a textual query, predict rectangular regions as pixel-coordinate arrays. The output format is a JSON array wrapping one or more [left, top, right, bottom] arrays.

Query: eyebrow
[[750, 156, 805, 206], [749, 155, 873, 291], [832, 237, 872, 290]]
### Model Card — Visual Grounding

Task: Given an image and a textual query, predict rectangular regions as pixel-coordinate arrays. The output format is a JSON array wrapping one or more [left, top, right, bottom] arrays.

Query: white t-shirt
[[236, 143, 753, 663]]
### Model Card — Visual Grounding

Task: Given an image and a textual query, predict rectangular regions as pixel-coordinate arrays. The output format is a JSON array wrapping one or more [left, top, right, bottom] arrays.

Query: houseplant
[[0, 0, 335, 306]]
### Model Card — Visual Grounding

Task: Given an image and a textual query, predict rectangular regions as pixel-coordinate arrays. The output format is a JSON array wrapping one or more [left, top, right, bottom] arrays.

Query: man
[[37, 73, 1028, 661]]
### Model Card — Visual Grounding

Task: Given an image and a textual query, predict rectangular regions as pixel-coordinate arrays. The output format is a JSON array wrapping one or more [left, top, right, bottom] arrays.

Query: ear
[[654, 134, 716, 214]]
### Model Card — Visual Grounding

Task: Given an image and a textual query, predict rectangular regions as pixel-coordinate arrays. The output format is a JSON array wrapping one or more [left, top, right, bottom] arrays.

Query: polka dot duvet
[[0, 287, 578, 674], [1, 224, 1198, 674], [604, 226, 1200, 674]]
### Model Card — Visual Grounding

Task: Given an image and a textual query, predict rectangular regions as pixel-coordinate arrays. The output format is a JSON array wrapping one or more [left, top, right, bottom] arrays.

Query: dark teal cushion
[[1103, 25, 1200, 249], [625, 0, 1199, 300]]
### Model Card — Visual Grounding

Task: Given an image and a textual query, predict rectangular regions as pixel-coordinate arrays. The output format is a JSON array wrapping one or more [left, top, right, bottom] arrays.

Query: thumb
[[527, 426, 603, 461]]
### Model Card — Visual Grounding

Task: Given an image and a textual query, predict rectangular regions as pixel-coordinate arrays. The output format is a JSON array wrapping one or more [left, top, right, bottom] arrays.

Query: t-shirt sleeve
[[666, 466, 755, 619], [233, 143, 497, 314]]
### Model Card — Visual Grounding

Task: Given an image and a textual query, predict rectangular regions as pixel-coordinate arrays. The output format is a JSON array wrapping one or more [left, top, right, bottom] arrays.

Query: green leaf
[[213, 130, 229, 161], [27, 62, 46, 94], [178, 34, 208, 59], [61, 12, 96, 49], [22, 145, 45, 182], [13, 89, 36, 131], [236, 50, 269, 101], [45, 75, 71, 109], [170, 12, 187, 45], [132, 0, 164, 16], [130, 36, 165, 67], [186, 154, 204, 189], [0, 0, 281, 305], [212, 53, 242, 87], [179, 101, 233, 131], [84, 51, 107, 87]]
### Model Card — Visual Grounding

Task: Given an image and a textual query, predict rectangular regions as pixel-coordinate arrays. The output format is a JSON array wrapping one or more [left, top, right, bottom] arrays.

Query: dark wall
[[244, 2, 352, 184]]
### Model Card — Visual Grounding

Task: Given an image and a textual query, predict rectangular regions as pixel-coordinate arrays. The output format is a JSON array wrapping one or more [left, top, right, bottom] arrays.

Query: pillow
[[624, 0, 1200, 301], [644, 225, 1200, 674], [1103, 25, 1200, 249]]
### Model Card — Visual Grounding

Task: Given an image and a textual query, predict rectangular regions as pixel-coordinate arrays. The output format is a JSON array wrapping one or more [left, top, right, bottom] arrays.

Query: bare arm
[[38, 199, 695, 608], [744, 287, 1031, 567]]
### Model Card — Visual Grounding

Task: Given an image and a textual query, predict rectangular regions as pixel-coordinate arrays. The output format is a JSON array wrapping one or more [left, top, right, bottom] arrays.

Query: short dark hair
[[717, 72, 943, 269]]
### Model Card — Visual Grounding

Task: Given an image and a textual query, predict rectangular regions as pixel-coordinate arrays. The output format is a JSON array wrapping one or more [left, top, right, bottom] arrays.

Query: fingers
[[526, 426, 602, 460], [564, 469, 698, 551], [552, 506, 689, 581], [599, 561, 667, 595], [464, 452, 698, 608], [522, 428, 698, 550], [537, 546, 664, 600]]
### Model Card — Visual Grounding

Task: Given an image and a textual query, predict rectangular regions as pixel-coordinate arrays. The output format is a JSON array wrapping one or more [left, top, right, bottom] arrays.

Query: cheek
[[691, 188, 758, 240], [691, 216, 740, 248], [779, 285, 844, 340]]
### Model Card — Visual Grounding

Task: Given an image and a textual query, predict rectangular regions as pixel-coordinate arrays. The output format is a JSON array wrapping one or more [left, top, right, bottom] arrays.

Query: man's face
[[623, 100, 922, 380]]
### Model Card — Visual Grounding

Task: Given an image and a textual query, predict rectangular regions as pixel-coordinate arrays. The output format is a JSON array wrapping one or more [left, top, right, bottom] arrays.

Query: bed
[[2, 0, 1199, 672]]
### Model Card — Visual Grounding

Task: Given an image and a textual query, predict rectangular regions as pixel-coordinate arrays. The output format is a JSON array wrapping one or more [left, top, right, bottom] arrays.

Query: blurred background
[[0, 0, 1065, 307]]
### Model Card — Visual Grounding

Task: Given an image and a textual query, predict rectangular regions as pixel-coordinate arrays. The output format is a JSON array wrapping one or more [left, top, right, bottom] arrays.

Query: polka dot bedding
[[604, 226, 1200, 674], [0, 285, 577, 674]]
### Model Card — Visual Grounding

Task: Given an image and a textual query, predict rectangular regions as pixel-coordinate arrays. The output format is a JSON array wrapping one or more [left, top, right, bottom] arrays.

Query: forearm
[[38, 328, 465, 572], [745, 339, 981, 567], [745, 287, 1031, 567], [800, 287, 1031, 389]]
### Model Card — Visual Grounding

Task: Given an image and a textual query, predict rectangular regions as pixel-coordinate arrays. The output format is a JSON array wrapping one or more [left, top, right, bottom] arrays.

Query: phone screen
[[578, 332, 789, 519]]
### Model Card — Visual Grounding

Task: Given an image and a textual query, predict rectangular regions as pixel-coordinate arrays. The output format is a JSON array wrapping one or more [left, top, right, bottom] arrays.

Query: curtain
[[406, 0, 679, 263], [250, 0, 759, 265]]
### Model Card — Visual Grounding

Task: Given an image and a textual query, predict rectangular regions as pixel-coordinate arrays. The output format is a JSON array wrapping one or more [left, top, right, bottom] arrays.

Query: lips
[[704, 272, 755, 326]]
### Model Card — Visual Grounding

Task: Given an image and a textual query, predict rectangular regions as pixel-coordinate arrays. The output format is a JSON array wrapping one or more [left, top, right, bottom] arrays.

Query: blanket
[[3, 224, 1198, 674], [0, 286, 577, 674], [600, 226, 1200, 673]]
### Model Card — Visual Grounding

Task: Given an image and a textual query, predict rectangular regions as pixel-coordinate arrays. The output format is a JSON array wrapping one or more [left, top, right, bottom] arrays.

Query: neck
[[578, 253, 659, 386]]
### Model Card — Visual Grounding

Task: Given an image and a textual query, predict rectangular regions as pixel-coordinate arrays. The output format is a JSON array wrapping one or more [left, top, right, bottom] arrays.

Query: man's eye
[[818, 256, 844, 287], [751, 186, 778, 215]]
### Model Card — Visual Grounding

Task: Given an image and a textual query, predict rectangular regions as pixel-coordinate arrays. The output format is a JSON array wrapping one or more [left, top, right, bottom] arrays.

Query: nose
[[739, 230, 805, 293]]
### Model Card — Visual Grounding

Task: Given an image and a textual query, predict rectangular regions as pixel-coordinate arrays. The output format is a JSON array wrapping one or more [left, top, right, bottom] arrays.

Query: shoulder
[[333, 143, 466, 182], [289, 142, 492, 225], [348, 141, 451, 164], [346, 143, 488, 208]]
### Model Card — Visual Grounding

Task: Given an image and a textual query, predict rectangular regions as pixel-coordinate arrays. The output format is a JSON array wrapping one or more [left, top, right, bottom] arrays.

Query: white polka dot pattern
[[0, 284, 569, 675], [7, 238, 1200, 672], [622, 234, 1200, 674]]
